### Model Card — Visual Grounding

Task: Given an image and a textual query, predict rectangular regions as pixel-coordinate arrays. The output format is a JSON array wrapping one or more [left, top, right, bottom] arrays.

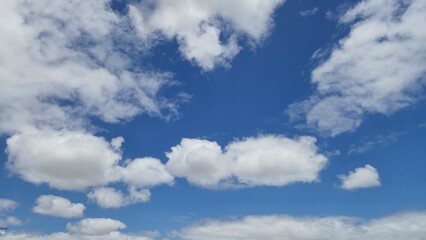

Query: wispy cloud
[[348, 132, 404, 155], [288, 0, 426, 136], [300, 7, 319, 17], [174, 212, 426, 240]]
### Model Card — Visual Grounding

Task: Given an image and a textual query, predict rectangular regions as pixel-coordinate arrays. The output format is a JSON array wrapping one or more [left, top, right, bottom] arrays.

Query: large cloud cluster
[[166, 135, 328, 188], [129, 0, 284, 70], [176, 212, 426, 240], [0, 0, 287, 207], [289, 0, 426, 136]]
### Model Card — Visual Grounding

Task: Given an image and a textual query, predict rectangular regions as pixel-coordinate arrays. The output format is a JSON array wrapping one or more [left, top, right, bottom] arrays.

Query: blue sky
[[1, 0, 426, 239]]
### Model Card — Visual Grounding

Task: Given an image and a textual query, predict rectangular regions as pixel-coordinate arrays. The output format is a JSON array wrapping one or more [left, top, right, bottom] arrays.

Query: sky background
[[1, 0, 426, 239]]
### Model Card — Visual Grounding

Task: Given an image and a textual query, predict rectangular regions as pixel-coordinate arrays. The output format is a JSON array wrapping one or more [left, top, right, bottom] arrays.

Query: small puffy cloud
[[129, 0, 284, 70], [127, 187, 152, 205], [300, 7, 319, 17], [338, 165, 381, 190], [33, 195, 85, 218], [175, 212, 426, 240], [120, 158, 174, 188], [88, 187, 151, 209], [227, 136, 327, 186], [111, 137, 125, 152], [0, 199, 21, 227], [288, 0, 426, 136], [6, 130, 122, 191], [166, 135, 328, 188], [166, 139, 230, 187], [0, 216, 22, 227], [86, 157, 172, 208], [66, 218, 126, 236], [87, 187, 127, 209], [0, 199, 18, 212]]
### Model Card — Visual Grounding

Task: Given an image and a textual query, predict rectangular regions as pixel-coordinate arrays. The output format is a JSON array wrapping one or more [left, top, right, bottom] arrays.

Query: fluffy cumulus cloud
[[6, 130, 122, 190], [66, 218, 126, 235], [0, 218, 156, 240], [0, 0, 177, 135], [0, 232, 154, 240], [175, 212, 426, 240], [129, 0, 284, 70], [87, 187, 151, 209], [86, 157, 174, 208], [0, 199, 21, 227], [166, 135, 328, 188], [5, 129, 173, 208], [338, 164, 381, 190], [120, 158, 175, 188], [0, 217, 22, 228], [0, 0, 182, 198], [0, 0, 285, 206], [0, 199, 17, 212], [288, 0, 426, 136], [32, 195, 85, 218]]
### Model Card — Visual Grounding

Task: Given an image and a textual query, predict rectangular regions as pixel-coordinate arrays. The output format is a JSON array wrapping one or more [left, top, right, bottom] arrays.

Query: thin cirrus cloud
[[166, 135, 328, 188], [288, 0, 426, 136], [299, 7, 319, 17], [175, 212, 426, 240], [338, 164, 381, 190], [33, 195, 85, 218]]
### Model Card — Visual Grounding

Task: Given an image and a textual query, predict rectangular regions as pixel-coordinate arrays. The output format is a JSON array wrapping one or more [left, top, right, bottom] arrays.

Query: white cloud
[[0, 216, 22, 227], [6, 129, 173, 206], [0, 0, 285, 204], [66, 218, 126, 236], [175, 212, 426, 240], [87, 187, 127, 209], [288, 0, 426, 136], [1, 218, 155, 240], [120, 157, 174, 188], [0, 199, 17, 212], [0, 199, 21, 228], [111, 137, 125, 152], [166, 135, 327, 188], [348, 132, 403, 155], [129, 0, 284, 70], [338, 165, 381, 190], [166, 138, 230, 187], [32, 195, 85, 218], [300, 7, 319, 17], [127, 187, 152, 205], [88, 187, 151, 209], [0, 0, 177, 136], [6, 130, 122, 190], [1, 232, 155, 240], [1, 0, 181, 196]]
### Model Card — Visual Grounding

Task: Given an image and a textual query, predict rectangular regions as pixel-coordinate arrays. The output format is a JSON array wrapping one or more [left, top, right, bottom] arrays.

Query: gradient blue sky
[[1, 0, 426, 239]]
